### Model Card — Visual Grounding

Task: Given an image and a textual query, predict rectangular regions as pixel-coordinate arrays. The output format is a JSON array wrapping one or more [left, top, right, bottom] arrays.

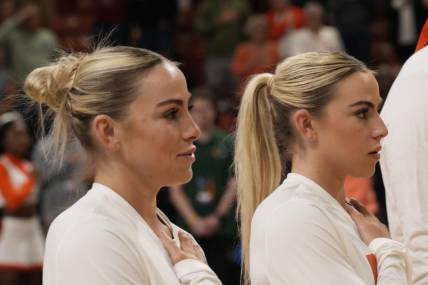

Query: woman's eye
[[356, 109, 369, 119], [165, 109, 179, 120]]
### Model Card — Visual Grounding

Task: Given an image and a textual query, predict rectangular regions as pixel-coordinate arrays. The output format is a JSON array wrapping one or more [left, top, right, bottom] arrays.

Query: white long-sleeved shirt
[[380, 45, 428, 285], [43, 183, 221, 285], [250, 173, 411, 285]]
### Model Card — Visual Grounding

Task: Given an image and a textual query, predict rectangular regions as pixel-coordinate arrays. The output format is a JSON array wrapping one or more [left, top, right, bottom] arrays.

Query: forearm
[[169, 186, 200, 225], [213, 177, 236, 218]]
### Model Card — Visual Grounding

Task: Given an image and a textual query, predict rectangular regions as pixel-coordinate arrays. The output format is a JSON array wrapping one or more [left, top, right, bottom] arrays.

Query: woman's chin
[[349, 166, 376, 179], [168, 170, 193, 186]]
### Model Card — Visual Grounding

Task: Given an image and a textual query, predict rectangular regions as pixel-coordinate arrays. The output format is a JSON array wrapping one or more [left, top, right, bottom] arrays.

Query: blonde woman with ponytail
[[24, 46, 222, 285], [235, 52, 412, 284]]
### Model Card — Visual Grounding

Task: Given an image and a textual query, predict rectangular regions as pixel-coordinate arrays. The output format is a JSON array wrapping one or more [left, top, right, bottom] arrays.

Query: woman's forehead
[[133, 64, 189, 107], [331, 72, 380, 105]]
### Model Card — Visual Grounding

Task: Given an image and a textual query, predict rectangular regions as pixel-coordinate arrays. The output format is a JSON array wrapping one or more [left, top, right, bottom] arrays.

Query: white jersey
[[250, 173, 412, 285], [380, 45, 428, 285], [43, 183, 221, 285]]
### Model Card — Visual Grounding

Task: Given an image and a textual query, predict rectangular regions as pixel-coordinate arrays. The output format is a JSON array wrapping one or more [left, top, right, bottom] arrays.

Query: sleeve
[[174, 259, 222, 285], [262, 202, 368, 285], [380, 63, 428, 284], [54, 225, 149, 285], [369, 238, 412, 284]]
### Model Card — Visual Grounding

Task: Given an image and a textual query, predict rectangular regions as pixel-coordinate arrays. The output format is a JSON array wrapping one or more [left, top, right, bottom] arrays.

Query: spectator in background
[[231, 14, 279, 93], [91, 0, 129, 46], [129, 0, 178, 57], [174, 0, 207, 88], [0, 112, 44, 285], [390, 0, 428, 62], [0, 2, 57, 85], [265, 0, 305, 42], [170, 90, 239, 284], [278, 1, 343, 58], [195, 0, 249, 99], [327, 0, 371, 62], [0, 0, 16, 24], [370, 41, 401, 99], [50, 0, 95, 52], [0, 47, 16, 114]]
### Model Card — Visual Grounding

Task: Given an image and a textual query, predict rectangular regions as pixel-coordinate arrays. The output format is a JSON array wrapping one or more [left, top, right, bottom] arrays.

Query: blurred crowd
[[0, 0, 426, 284]]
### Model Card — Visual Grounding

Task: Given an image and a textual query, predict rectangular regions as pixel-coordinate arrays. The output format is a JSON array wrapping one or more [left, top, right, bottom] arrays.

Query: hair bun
[[24, 54, 82, 112]]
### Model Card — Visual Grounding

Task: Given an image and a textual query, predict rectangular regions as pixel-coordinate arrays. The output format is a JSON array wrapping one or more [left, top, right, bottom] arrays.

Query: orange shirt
[[265, 7, 306, 41], [231, 41, 279, 91], [0, 154, 36, 212]]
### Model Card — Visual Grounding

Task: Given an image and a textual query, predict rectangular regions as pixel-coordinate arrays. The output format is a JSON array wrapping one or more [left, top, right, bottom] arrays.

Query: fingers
[[178, 231, 207, 264], [178, 231, 194, 252], [349, 198, 370, 216], [194, 243, 207, 263], [158, 231, 179, 260], [344, 201, 363, 221]]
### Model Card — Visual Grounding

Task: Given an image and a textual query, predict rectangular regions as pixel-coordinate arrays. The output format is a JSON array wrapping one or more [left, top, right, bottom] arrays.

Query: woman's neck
[[94, 161, 163, 233], [291, 153, 346, 206]]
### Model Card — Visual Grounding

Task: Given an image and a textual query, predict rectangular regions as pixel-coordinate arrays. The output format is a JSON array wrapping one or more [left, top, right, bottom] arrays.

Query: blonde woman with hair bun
[[24, 46, 222, 285], [235, 52, 412, 284]]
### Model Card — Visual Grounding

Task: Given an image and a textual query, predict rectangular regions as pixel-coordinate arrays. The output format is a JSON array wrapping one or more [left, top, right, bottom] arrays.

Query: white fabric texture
[[43, 183, 221, 285], [250, 173, 411, 285], [380, 45, 428, 285]]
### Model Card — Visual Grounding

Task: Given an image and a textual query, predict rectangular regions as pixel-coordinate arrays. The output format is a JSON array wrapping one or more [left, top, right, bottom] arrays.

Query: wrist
[[212, 210, 223, 220], [188, 215, 201, 227]]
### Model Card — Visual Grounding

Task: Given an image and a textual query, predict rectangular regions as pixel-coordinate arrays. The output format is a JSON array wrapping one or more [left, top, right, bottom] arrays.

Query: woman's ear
[[91, 114, 121, 152], [291, 109, 318, 144]]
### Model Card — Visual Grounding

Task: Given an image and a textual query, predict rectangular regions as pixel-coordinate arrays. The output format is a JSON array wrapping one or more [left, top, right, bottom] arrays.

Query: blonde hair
[[235, 52, 369, 283], [24, 46, 166, 163]]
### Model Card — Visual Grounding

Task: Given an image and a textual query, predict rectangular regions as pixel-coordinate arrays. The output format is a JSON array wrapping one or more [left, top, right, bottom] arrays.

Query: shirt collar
[[282, 173, 347, 213]]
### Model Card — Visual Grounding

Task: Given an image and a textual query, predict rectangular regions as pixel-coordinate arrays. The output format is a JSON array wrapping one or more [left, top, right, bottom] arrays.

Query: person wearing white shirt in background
[[380, 20, 428, 285], [278, 1, 344, 58], [234, 51, 412, 284], [23, 46, 221, 285]]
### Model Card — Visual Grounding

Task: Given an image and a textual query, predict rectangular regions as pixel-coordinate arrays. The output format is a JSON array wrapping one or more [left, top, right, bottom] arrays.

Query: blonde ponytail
[[235, 73, 282, 283]]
